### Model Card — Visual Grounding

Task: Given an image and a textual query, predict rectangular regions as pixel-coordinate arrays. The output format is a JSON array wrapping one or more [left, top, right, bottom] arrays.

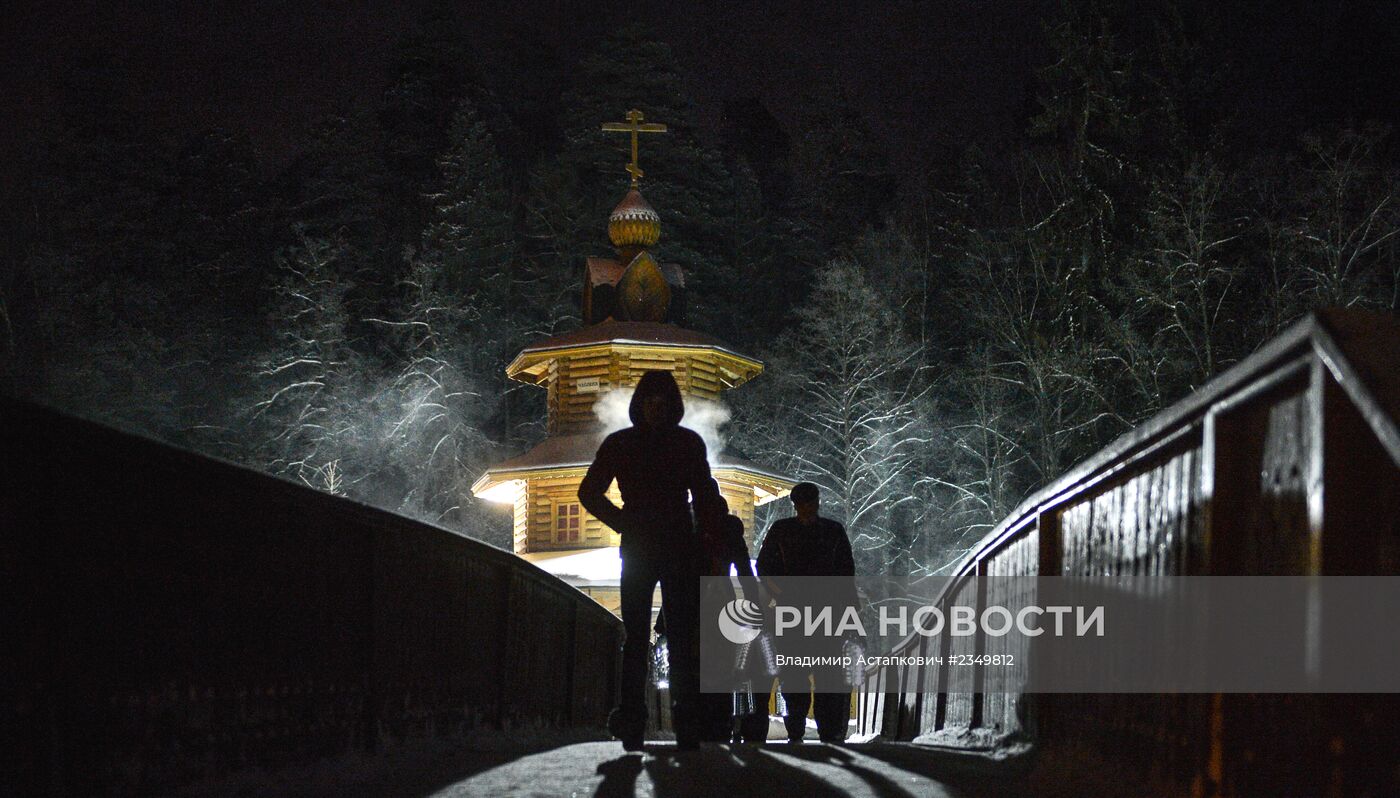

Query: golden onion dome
[[607, 189, 661, 249]]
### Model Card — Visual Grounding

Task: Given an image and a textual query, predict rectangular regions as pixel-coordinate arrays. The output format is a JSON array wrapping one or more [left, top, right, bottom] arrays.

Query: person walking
[[578, 370, 725, 751], [755, 482, 857, 743], [698, 509, 771, 743]]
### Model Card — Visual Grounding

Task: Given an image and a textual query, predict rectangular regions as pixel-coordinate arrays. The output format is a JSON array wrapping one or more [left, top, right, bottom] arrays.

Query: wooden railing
[[1, 400, 622, 796], [856, 310, 1400, 796]]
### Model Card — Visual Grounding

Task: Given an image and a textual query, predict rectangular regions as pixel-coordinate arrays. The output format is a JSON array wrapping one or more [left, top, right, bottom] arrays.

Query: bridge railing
[[857, 309, 1400, 795], [1, 400, 622, 796]]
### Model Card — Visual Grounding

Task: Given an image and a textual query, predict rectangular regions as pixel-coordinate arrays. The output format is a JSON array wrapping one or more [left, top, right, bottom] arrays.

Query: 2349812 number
[[946, 654, 1015, 666]]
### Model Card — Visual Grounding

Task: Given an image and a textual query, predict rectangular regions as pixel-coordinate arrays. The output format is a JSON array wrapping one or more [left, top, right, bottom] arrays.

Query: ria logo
[[717, 598, 764, 644]]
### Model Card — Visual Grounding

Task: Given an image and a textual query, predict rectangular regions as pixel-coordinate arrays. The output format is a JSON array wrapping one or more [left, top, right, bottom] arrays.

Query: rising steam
[[593, 386, 730, 466]]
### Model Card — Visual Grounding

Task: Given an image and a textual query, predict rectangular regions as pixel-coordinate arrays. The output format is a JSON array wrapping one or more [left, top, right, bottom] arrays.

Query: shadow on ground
[[178, 736, 1166, 798], [360, 740, 1036, 798]]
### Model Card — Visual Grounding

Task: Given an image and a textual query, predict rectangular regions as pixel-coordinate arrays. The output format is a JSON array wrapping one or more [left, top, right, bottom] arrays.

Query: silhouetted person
[[756, 482, 856, 743], [700, 509, 761, 611], [578, 370, 725, 751], [696, 509, 770, 743]]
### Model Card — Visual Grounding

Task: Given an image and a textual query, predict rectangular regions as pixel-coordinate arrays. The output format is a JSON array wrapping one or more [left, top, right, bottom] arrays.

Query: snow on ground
[[179, 731, 1039, 798], [424, 740, 985, 798]]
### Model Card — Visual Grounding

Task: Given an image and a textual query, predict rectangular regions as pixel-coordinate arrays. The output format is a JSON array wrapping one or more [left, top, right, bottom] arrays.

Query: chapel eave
[[505, 320, 763, 387]]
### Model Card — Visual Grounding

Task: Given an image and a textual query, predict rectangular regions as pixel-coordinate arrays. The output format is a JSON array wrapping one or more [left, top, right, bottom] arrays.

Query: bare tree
[[1287, 125, 1400, 310], [736, 259, 933, 576], [1114, 155, 1244, 410], [954, 222, 1122, 483], [916, 350, 1031, 573]]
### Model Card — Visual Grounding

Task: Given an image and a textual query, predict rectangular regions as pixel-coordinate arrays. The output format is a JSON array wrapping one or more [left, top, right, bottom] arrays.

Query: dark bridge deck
[[182, 739, 1043, 798]]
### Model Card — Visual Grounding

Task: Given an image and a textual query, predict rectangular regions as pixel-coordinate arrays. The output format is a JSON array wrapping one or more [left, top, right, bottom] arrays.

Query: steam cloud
[[593, 386, 730, 466]]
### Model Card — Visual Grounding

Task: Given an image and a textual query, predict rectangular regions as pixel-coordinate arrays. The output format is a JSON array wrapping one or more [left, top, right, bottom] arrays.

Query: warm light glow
[[475, 479, 524, 504], [754, 486, 788, 506], [524, 547, 623, 583]]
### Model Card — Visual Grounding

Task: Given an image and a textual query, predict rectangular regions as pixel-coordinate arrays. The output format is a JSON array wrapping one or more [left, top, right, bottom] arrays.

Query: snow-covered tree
[[1113, 155, 1244, 411], [419, 100, 516, 306], [366, 97, 515, 544], [917, 349, 1030, 573], [370, 256, 497, 538], [1282, 124, 1399, 312], [245, 228, 373, 493], [736, 259, 932, 576]]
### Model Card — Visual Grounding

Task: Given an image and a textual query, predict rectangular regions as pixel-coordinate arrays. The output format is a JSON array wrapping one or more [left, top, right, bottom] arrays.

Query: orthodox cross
[[601, 109, 667, 187]]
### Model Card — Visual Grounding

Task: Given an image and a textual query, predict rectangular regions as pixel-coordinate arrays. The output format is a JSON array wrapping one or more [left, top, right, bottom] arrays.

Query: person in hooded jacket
[[578, 370, 726, 751]]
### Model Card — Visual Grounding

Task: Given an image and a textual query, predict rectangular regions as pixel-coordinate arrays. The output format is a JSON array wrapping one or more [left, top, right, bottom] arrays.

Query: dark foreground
[[177, 738, 1067, 798]]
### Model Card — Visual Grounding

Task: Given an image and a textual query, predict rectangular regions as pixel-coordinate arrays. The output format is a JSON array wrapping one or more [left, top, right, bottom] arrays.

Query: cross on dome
[[600, 109, 667, 187]]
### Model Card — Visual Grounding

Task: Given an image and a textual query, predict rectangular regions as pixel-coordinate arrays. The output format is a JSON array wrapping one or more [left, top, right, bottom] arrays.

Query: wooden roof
[[517, 320, 735, 355], [506, 320, 763, 384], [586, 257, 684, 289]]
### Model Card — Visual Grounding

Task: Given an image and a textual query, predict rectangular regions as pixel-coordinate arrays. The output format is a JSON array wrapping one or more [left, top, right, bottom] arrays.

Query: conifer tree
[[378, 5, 517, 238], [15, 51, 185, 438], [369, 96, 516, 543], [414, 97, 522, 444], [419, 101, 516, 303], [784, 82, 898, 257], [281, 109, 398, 348]]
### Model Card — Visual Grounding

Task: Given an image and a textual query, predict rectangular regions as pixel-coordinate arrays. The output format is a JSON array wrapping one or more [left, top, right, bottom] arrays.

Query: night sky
[[6, 1, 1398, 192]]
